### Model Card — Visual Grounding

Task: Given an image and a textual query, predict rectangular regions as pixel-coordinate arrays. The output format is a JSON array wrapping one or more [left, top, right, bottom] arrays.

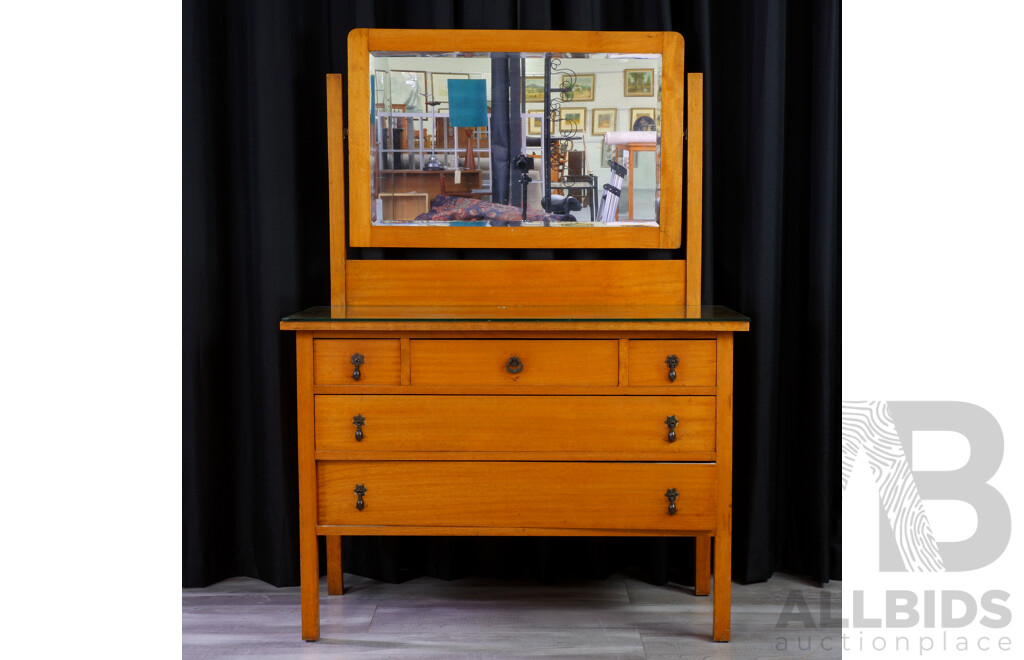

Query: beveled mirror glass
[[348, 30, 685, 249]]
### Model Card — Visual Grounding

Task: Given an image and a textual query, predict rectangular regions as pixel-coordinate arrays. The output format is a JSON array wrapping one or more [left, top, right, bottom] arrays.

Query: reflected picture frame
[[526, 115, 543, 136], [592, 108, 616, 135], [559, 107, 586, 133], [562, 73, 595, 102], [623, 68, 655, 97], [523, 76, 545, 103], [630, 108, 656, 131]]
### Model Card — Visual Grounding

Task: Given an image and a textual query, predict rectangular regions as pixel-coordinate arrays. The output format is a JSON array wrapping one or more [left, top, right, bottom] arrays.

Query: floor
[[183, 571, 841, 658]]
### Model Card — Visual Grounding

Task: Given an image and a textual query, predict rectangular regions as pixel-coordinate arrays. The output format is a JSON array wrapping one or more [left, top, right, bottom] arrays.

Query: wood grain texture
[[660, 30, 685, 249], [313, 339, 401, 386], [627, 339, 717, 387], [326, 536, 342, 595], [347, 29, 686, 249], [686, 73, 704, 307], [409, 339, 619, 387], [366, 29, 666, 53], [346, 30, 370, 247], [326, 74, 347, 308], [295, 333, 320, 640], [317, 461, 717, 530], [714, 333, 734, 641], [345, 261, 687, 307], [314, 395, 716, 455]]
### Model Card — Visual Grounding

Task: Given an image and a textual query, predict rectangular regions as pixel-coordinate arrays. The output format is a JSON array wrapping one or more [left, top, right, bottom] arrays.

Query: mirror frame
[[347, 28, 685, 249]]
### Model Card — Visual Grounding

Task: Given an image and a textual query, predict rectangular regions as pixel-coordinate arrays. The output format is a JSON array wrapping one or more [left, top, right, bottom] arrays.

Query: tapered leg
[[694, 535, 711, 596], [327, 536, 344, 595], [712, 536, 732, 641], [296, 333, 320, 641]]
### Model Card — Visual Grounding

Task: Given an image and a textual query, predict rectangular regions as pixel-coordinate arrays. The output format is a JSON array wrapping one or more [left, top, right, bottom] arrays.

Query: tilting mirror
[[369, 51, 662, 227]]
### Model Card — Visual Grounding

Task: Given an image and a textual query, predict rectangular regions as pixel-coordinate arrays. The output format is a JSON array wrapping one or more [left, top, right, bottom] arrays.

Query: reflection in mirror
[[369, 51, 661, 227]]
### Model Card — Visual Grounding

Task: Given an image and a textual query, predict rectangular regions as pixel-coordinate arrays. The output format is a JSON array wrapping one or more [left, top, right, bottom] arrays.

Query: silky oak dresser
[[280, 29, 749, 643]]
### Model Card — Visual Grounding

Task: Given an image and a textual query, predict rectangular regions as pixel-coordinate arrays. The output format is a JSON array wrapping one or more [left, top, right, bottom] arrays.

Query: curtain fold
[[184, 0, 840, 588]]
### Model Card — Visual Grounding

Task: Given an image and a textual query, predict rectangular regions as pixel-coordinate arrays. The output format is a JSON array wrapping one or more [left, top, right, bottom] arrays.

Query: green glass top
[[282, 305, 748, 323]]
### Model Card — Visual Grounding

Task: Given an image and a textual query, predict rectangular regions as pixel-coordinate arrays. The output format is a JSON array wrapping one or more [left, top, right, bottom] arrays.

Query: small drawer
[[318, 461, 717, 531], [315, 395, 715, 455], [628, 340, 717, 387], [410, 340, 618, 387], [313, 339, 401, 385]]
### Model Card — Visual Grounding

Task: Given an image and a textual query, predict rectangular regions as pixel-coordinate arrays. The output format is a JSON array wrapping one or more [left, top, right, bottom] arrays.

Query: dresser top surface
[[281, 305, 748, 331]]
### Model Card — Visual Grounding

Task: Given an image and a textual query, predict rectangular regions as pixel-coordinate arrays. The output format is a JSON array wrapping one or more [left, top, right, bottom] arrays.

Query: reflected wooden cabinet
[[281, 28, 747, 644]]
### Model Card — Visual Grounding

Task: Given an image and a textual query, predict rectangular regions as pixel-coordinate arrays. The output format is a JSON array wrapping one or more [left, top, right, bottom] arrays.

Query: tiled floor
[[183, 571, 840, 658]]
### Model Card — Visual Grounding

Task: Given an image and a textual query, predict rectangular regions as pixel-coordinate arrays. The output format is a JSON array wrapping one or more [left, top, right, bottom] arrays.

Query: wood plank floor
[[183, 571, 841, 658]]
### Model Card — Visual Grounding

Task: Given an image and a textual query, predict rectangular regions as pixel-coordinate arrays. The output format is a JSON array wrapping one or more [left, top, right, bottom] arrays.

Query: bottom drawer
[[318, 461, 717, 532]]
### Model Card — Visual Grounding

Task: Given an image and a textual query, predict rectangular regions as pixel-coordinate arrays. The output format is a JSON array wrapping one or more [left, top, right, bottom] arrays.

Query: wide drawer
[[628, 340, 717, 387], [410, 339, 618, 387], [315, 395, 715, 455], [318, 461, 717, 531], [313, 339, 401, 385]]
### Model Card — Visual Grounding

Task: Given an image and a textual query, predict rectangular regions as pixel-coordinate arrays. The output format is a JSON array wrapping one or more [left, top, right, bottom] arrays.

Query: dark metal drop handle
[[353, 414, 365, 441], [351, 353, 364, 381], [506, 355, 524, 374], [665, 355, 679, 383], [665, 488, 679, 516], [354, 484, 367, 511], [665, 415, 678, 443]]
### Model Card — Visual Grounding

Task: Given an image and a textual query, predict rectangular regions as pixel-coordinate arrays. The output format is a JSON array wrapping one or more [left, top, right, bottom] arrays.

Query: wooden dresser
[[280, 29, 748, 643]]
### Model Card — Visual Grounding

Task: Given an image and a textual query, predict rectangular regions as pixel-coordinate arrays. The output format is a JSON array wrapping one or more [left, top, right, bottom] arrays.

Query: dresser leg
[[694, 535, 711, 596], [300, 529, 320, 641], [712, 536, 732, 642], [326, 536, 344, 595]]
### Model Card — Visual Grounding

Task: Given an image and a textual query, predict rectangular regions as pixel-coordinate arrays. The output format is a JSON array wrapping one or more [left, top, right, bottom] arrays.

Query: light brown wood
[[410, 339, 618, 387], [345, 261, 687, 307], [714, 333, 734, 641], [314, 395, 716, 455], [326, 536, 343, 595], [618, 338, 629, 386], [379, 192, 429, 221], [313, 339, 401, 386], [318, 461, 717, 530], [627, 340, 717, 387], [686, 73, 704, 307], [347, 31, 371, 247], [290, 29, 741, 644], [314, 385, 718, 397], [327, 74, 347, 308], [295, 332, 319, 641], [660, 30, 685, 249], [695, 535, 711, 596], [356, 225, 666, 250], [346, 29, 684, 249], [316, 525, 715, 537], [283, 319, 749, 333], [365, 29, 666, 54], [315, 450, 717, 462]]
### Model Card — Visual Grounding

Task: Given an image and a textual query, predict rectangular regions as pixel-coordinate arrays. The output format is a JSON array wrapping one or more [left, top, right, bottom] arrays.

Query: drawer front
[[410, 339, 618, 387], [313, 339, 401, 385], [628, 340, 717, 387], [315, 395, 715, 455], [318, 461, 717, 531]]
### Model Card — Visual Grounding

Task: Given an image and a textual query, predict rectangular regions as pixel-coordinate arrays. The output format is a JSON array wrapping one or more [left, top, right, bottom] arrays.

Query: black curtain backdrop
[[183, 0, 840, 588]]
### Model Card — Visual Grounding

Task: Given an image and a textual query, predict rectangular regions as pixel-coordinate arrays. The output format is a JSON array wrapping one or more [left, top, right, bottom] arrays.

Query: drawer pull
[[665, 355, 679, 382], [354, 484, 367, 511], [665, 415, 678, 443], [506, 355, 524, 374], [353, 414, 365, 441], [350, 353, 364, 381], [665, 488, 679, 515]]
